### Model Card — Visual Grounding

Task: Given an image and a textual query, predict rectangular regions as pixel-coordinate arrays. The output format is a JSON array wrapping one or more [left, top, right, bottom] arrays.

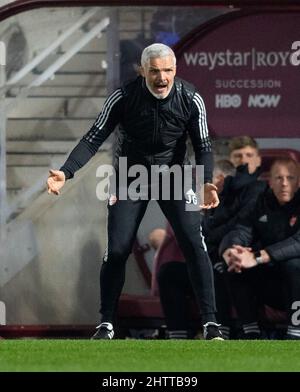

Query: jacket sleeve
[[187, 92, 213, 183], [265, 229, 300, 262], [219, 221, 254, 256], [218, 201, 257, 256], [60, 88, 124, 179]]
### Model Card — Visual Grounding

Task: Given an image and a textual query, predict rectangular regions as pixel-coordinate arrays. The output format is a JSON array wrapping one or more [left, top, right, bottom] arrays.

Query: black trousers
[[157, 261, 195, 331], [157, 260, 233, 331], [99, 194, 217, 324], [228, 259, 300, 325]]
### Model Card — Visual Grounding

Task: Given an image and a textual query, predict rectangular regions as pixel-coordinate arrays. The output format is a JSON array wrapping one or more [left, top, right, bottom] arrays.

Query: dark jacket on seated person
[[203, 164, 267, 256], [219, 187, 300, 262]]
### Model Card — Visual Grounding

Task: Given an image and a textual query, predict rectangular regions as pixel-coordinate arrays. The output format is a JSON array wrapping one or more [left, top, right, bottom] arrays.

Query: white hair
[[141, 43, 176, 67]]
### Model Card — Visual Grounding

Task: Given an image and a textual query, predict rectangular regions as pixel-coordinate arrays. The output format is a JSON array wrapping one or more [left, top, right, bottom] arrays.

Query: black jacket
[[219, 188, 300, 262], [203, 164, 267, 251], [60, 76, 213, 183]]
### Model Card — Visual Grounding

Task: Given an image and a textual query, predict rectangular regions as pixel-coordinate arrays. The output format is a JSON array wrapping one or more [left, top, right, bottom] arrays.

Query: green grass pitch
[[1, 340, 300, 372]]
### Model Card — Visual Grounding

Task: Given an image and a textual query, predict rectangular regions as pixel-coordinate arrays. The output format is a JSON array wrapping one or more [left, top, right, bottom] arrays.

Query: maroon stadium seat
[[116, 241, 201, 333], [116, 241, 165, 331]]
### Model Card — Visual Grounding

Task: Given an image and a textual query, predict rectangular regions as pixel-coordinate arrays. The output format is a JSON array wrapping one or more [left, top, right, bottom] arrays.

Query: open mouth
[[154, 83, 168, 92]]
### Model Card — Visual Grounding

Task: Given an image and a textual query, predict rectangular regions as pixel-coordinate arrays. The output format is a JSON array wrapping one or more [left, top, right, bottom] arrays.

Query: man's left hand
[[199, 183, 220, 209]]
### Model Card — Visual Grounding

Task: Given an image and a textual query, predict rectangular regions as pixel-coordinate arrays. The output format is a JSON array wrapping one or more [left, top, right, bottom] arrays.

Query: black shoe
[[241, 332, 261, 340], [203, 322, 224, 340], [91, 322, 114, 340], [284, 334, 300, 340]]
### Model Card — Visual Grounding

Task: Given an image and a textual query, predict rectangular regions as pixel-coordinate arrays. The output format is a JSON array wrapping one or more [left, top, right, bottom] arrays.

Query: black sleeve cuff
[[59, 166, 74, 180], [195, 151, 213, 184]]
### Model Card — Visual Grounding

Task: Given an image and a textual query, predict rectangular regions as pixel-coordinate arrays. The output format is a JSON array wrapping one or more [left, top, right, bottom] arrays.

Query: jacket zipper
[[151, 100, 159, 165]]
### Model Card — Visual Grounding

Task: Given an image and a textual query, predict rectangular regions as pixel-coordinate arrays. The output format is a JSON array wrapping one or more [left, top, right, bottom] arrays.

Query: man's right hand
[[47, 169, 65, 195], [222, 245, 253, 273]]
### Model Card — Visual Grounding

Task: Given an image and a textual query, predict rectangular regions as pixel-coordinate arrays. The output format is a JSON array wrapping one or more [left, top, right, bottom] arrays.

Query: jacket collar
[[225, 164, 262, 192], [267, 187, 300, 213]]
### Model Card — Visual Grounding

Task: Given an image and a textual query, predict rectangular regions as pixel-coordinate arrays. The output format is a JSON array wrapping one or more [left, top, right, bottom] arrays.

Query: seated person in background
[[150, 224, 184, 298], [153, 223, 188, 339], [229, 135, 261, 175], [220, 158, 300, 340], [148, 228, 166, 253], [203, 136, 267, 252], [202, 136, 267, 338]]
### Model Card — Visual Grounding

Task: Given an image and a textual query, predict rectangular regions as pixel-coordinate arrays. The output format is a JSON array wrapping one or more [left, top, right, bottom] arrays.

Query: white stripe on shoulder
[[193, 93, 209, 138], [192, 94, 204, 140], [94, 88, 123, 129], [87, 89, 123, 141]]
